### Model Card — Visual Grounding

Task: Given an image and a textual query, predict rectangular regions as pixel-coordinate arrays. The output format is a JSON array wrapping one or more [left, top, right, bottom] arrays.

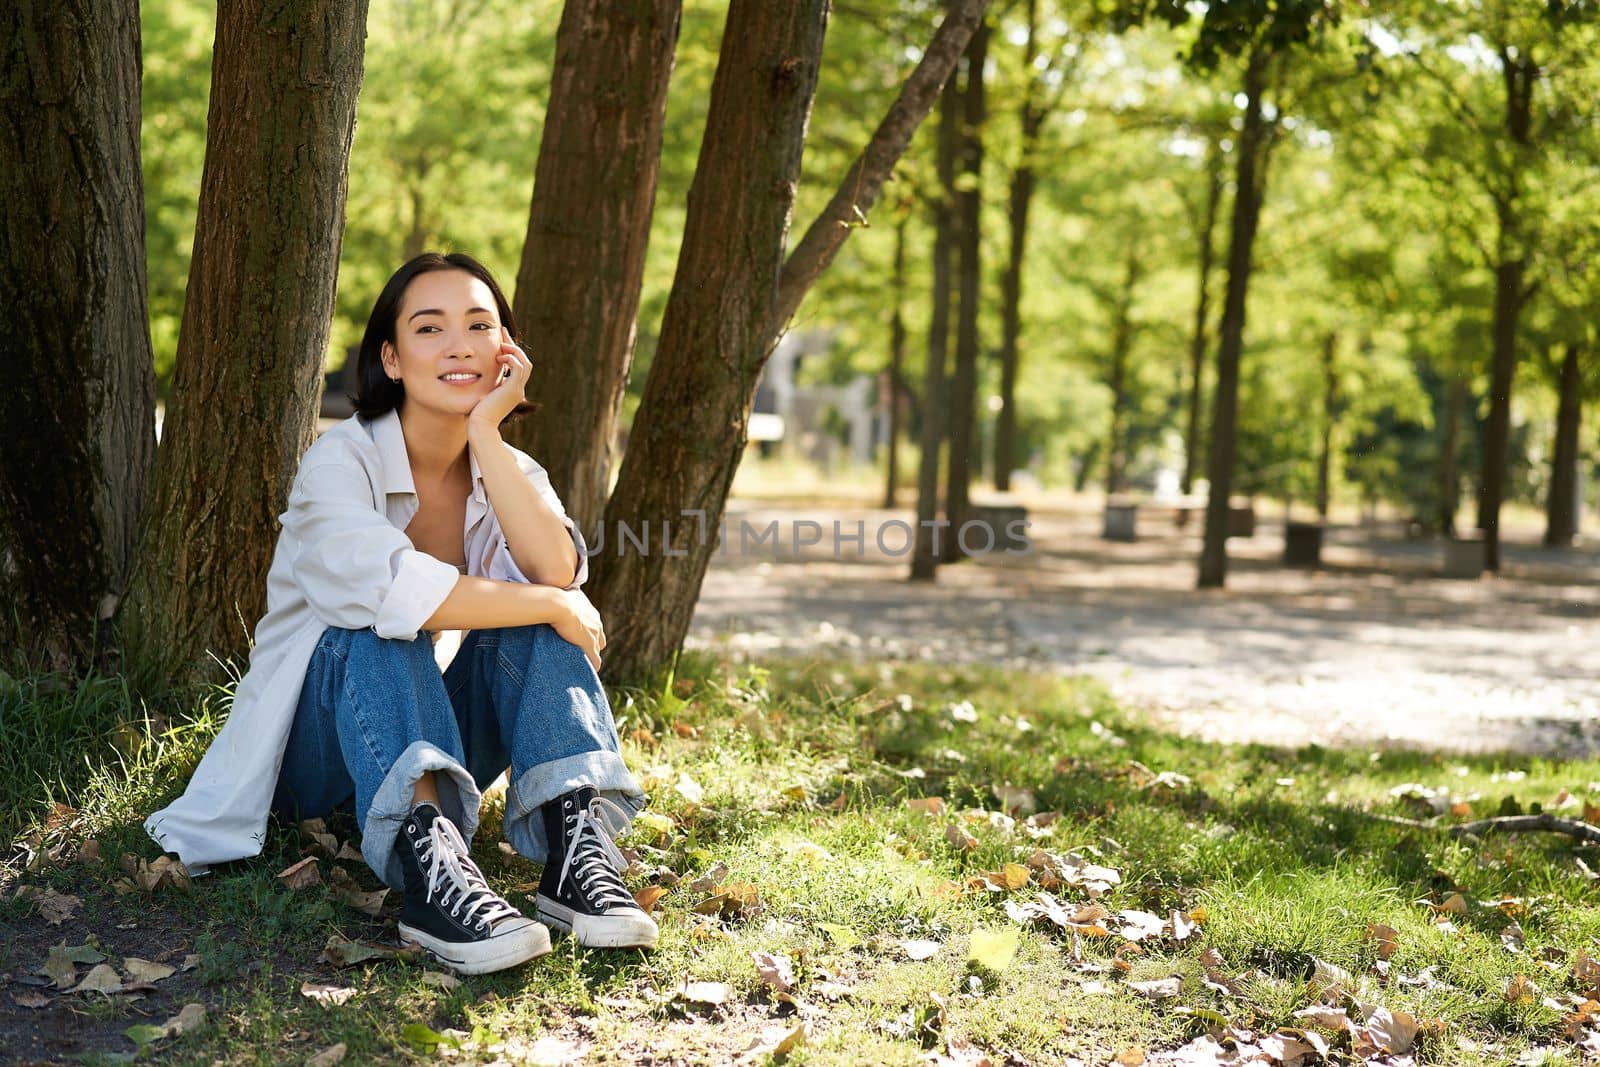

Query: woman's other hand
[[467, 325, 532, 432], [551, 588, 606, 672]]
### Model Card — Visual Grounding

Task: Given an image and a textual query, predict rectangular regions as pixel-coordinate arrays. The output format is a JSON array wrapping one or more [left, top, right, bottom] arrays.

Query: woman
[[145, 252, 656, 974]]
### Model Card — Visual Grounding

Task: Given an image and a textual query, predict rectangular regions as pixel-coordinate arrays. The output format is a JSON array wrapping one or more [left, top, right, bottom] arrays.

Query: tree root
[[1369, 811, 1600, 846]]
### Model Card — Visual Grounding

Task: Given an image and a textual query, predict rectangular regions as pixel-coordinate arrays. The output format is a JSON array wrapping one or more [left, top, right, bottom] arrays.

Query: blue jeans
[[271, 624, 644, 890]]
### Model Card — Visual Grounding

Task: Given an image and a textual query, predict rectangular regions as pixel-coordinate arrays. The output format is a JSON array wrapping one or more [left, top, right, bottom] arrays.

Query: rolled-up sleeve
[[282, 460, 461, 640], [483, 455, 589, 591]]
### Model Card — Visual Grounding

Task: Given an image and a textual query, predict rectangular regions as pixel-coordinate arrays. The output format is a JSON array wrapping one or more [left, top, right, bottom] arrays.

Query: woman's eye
[[416, 325, 438, 334], [471, 322, 493, 330]]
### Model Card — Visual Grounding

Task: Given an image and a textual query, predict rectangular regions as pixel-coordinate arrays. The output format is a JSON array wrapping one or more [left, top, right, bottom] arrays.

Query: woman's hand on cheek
[[467, 325, 533, 432]]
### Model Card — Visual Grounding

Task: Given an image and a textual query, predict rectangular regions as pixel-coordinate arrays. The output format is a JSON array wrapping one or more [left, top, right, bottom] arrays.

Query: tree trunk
[[1477, 50, 1536, 573], [884, 217, 908, 510], [506, 0, 681, 533], [1197, 47, 1269, 590], [993, 0, 1040, 495], [0, 2, 156, 675], [912, 74, 963, 582], [1104, 247, 1142, 497], [122, 0, 370, 680], [765, 0, 990, 344], [1315, 331, 1338, 519], [586, 0, 828, 685], [942, 16, 988, 562], [1544, 342, 1582, 547], [1182, 139, 1224, 497], [1437, 377, 1465, 538]]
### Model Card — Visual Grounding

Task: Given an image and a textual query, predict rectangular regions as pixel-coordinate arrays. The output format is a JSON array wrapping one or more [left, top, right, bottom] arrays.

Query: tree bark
[[1477, 49, 1536, 573], [122, 0, 370, 679], [993, 0, 1041, 495], [1315, 331, 1338, 519], [883, 217, 909, 509], [765, 0, 990, 345], [0, 2, 157, 675], [1182, 139, 1224, 497], [586, 0, 828, 685], [1197, 47, 1270, 590], [506, 0, 682, 533], [1104, 247, 1142, 497], [942, 16, 988, 562], [1437, 377, 1465, 538], [912, 74, 963, 582], [1544, 342, 1582, 547]]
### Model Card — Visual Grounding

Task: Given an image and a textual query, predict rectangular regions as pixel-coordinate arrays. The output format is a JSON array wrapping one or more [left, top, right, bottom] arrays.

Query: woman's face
[[381, 269, 506, 416]]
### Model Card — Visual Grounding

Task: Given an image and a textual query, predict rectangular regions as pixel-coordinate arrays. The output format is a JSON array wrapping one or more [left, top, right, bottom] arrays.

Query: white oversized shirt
[[144, 409, 588, 871]]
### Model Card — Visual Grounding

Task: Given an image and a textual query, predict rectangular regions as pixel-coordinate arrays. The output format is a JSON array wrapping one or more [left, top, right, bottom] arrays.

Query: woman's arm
[[468, 422, 580, 588], [421, 577, 606, 669]]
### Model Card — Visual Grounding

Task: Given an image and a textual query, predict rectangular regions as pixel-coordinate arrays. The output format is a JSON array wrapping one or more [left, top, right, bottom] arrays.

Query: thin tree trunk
[[586, 0, 828, 684], [884, 217, 908, 509], [1104, 247, 1141, 497], [1197, 47, 1270, 590], [1477, 50, 1536, 573], [0, 2, 156, 675], [766, 0, 990, 344], [507, 0, 681, 533], [942, 16, 987, 563], [993, 0, 1040, 495], [1182, 139, 1224, 497], [123, 0, 370, 680], [1438, 377, 1465, 538], [1315, 331, 1338, 519], [1544, 342, 1582, 547], [912, 74, 963, 582]]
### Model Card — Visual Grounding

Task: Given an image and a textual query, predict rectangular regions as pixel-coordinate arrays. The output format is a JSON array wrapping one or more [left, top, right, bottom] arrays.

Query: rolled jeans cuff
[[504, 750, 646, 864], [362, 740, 482, 890]]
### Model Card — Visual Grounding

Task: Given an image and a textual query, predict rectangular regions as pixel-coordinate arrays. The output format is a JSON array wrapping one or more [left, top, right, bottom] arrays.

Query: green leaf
[[125, 1024, 168, 1048], [400, 1023, 461, 1050], [967, 927, 1021, 972], [819, 922, 860, 949]]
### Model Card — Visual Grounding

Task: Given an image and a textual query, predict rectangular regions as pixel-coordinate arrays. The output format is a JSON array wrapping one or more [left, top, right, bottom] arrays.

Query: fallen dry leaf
[[1128, 977, 1181, 1000], [1363, 1006, 1420, 1055], [162, 1003, 206, 1037], [680, 980, 730, 1006], [119, 853, 191, 892], [1294, 1005, 1353, 1032], [13, 886, 81, 926], [122, 958, 175, 984], [11, 992, 51, 1009], [687, 861, 730, 895], [1116, 910, 1167, 943], [1114, 1048, 1145, 1066], [300, 981, 357, 1006], [421, 971, 461, 991], [277, 856, 320, 890], [1364, 923, 1400, 960], [306, 1043, 348, 1067], [321, 932, 419, 968], [1505, 974, 1539, 1006], [76, 839, 102, 864], [634, 885, 668, 915], [751, 951, 795, 994], [900, 938, 942, 961], [70, 964, 123, 995], [944, 822, 978, 852], [907, 797, 945, 815]]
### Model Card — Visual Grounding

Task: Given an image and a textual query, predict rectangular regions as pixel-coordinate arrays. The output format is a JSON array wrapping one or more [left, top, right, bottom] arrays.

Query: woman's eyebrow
[[406, 305, 495, 323]]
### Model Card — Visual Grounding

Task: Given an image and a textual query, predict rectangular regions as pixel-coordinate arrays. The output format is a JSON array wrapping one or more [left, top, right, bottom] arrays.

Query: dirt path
[[687, 503, 1600, 757]]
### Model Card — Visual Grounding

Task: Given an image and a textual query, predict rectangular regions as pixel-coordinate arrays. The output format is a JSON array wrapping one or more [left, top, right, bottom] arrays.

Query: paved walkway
[[686, 502, 1600, 757]]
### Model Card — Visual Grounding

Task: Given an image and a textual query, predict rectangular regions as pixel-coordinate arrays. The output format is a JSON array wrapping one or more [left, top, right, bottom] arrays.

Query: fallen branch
[[1369, 811, 1600, 846]]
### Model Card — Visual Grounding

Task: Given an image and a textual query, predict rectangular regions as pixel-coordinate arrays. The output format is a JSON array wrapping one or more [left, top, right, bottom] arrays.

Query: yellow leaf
[[1001, 863, 1031, 890], [968, 927, 1021, 972]]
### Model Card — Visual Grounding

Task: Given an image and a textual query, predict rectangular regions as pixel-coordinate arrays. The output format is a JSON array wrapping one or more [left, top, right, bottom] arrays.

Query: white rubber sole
[[536, 895, 660, 949], [398, 916, 551, 975]]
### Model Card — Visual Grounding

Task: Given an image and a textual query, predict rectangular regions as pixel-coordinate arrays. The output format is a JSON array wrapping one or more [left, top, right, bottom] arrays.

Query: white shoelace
[[554, 795, 638, 910], [417, 816, 521, 930]]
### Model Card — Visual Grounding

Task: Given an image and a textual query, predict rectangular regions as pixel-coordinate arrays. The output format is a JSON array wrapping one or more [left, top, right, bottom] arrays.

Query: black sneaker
[[395, 803, 550, 974], [536, 787, 659, 949]]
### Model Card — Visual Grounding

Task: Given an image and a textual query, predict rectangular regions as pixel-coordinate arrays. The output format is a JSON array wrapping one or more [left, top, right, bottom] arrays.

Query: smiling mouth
[[440, 372, 482, 384]]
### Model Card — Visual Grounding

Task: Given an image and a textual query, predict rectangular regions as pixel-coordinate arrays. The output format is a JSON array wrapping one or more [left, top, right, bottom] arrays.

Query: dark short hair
[[351, 251, 538, 421]]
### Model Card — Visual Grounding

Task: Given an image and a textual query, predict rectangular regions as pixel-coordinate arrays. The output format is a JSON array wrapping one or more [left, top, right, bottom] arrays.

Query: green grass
[[3, 653, 1599, 1065]]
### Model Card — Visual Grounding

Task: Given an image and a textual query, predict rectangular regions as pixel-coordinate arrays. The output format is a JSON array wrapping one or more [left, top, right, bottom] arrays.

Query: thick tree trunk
[[1315, 332, 1338, 519], [884, 217, 908, 509], [912, 75, 963, 582], [942, 17, 988, 563], [993, 0, 1040, 495], [1544, 343, 1583, 547], [1477, 51, 1536, 573], [1104, 248, 1142, 497], [506, 0, 681, 532], [123, 0, 370, 679], [1437, 377, 1465, 538], [587, 0, 828, 684], [766, 0, 989, 344], [0, 2, 156, 675], [1182, 140, 1224, 497], [1197, 48, 1269, 590]]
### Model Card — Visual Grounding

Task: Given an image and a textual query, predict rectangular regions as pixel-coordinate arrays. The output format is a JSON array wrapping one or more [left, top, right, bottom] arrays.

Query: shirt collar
[[369, 408, 485, 503]]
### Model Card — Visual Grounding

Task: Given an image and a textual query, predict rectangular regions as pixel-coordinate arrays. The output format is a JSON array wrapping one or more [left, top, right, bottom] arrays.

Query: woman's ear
[[381, 340, 399, 382]]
